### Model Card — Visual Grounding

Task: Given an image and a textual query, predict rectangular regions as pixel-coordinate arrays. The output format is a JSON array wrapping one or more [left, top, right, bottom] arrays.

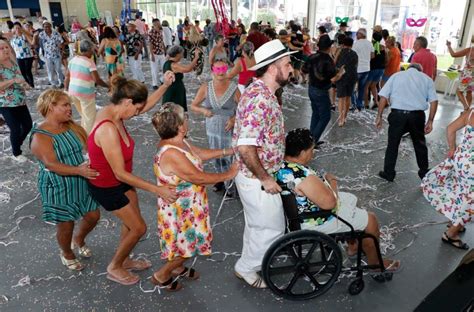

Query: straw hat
[[249, 39, 297, 71]]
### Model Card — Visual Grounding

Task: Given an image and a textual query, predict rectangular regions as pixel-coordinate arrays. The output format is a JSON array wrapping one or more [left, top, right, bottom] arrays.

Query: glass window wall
[[377, 0, 468, 69], [237, 0, 308, 30]]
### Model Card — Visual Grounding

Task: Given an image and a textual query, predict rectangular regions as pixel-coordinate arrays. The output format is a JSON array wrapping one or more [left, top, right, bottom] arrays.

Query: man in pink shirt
[[134, 14, 148, 59], [411, 36, 437, 81]]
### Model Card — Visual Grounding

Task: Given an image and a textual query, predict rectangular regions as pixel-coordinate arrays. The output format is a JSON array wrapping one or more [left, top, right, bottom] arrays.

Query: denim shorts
[[367, 69, 384, 82]]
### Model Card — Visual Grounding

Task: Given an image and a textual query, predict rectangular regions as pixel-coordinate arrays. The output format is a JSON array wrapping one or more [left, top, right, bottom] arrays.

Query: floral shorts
[[458, 67, 474, 92]]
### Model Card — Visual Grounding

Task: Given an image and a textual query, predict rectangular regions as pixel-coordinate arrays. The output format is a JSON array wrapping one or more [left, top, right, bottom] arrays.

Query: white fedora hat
[[249, 39, 298, 71]]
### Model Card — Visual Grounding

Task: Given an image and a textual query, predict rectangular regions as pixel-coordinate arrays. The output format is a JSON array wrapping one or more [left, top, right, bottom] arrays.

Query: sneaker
[[234, 271, 267, 288], [11, 155, 28, 163]]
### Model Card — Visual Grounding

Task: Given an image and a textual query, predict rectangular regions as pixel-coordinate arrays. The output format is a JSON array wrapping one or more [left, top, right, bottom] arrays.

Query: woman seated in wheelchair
[[275, 128, 401, 272]]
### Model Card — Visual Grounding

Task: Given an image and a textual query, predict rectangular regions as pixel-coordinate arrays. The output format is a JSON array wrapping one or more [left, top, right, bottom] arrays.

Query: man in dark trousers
[[302, 35, 345, 146], [375, 63, 438, 181]]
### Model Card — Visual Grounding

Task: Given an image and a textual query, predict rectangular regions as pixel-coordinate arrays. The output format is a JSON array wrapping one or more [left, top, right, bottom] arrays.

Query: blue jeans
[[355, 71, 370, 110], [308, 86, 331, 143]]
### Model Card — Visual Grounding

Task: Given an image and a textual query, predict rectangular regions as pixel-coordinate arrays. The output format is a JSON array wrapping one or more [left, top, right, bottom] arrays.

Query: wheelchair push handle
[[260, 180, 295, 192]]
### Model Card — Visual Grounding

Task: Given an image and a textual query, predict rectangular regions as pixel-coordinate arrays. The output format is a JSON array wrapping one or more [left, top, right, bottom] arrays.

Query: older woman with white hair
[[162, 45, 200, 111], [65, 39, 109, 133]]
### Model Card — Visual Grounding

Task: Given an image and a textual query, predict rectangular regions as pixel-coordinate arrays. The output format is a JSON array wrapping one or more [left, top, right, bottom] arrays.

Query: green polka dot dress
[[31, 125, 98, 224]]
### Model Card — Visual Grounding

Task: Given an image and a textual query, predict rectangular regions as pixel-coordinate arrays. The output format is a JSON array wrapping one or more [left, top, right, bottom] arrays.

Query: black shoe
[[378, 171, 394, 182], [59, 83, 64, 89], [331, 106, 336, 111], [152, 86, 159, 90], [418, 169, 429, 180], [313, 141, 326, 149], [212, 182, 225, 192]]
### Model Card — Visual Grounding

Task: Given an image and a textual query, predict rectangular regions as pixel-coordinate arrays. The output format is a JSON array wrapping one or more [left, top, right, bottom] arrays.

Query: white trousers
[[234, 172, 285, 274], [150, 53, 166, 87], [70, 95, 96, 134], [128, 54, 145, 82], [45, 57, 64, 86]]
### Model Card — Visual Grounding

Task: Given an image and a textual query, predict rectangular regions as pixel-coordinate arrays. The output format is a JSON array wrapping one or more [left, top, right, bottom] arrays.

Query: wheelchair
[[260, 183, 393, 300]]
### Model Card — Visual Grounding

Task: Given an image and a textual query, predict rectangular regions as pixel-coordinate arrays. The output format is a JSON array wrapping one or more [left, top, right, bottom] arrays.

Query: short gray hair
[[79, 39, 94, 53], [242, 41, 254, 58], [409, 63, 423, 72], [167, 45, 184, 57], [415, 36, 428, 48]]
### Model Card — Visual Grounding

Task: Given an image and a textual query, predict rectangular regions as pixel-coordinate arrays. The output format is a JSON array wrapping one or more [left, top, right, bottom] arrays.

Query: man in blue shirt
[[375, 63, 438, 181]]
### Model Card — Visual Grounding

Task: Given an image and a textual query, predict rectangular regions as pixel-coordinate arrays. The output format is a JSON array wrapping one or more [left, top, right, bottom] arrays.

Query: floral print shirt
[[10, 35, 33, 59], [148, 28, 165, 55], [275, 161, 335, 226], [0, 61, 26, 108], [38, 31, 64, 59], [232, 79, 285, 178]]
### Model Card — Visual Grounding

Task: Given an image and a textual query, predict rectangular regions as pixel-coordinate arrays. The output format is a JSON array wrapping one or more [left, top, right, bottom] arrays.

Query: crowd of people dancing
[[0, 13, 472, 292]]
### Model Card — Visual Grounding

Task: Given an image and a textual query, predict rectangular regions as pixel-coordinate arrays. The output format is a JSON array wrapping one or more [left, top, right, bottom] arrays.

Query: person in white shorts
[[275, 128, 401, 272]]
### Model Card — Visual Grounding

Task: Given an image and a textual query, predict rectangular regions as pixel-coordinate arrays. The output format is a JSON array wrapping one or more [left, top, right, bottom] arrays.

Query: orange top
[[384, 46, 401, 77]]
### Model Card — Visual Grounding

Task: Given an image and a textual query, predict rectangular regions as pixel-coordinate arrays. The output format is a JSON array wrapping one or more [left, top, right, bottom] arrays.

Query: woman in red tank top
[[227, 41, 256, 94], [87, 73, 178, 286]]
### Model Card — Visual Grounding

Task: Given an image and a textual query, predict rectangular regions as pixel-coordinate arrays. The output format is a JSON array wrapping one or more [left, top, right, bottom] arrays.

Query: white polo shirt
[[352, 38, 373, 73]]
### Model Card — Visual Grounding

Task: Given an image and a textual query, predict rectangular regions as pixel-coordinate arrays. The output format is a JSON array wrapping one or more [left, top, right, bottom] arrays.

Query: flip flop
[[150, 274, 183, 292], [106, 272, 140, 286], [442, 232, 469, 250], [172, 267, 200, 280], [123, 258, 152, 271]]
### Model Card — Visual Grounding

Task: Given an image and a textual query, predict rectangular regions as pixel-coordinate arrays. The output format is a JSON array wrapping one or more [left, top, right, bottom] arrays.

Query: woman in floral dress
[[151, 103, 238, 291], [421, 108, 474, 249]]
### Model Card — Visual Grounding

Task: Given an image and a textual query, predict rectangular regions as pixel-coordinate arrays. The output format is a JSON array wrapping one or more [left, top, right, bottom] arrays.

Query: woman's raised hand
[[163, 70, 176, 87], [156, 185, 178, 203], [78, 162, 100, 179]]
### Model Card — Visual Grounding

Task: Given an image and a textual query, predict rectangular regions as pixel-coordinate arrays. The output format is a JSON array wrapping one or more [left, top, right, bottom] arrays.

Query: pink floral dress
[[153, 142, 212, 261], [421, 110, 474, 226]]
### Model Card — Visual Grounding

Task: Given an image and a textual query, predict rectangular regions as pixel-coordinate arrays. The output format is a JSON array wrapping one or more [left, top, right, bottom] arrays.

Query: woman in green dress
[[162, 45, 200, 111], [30, 89, 100, 271]]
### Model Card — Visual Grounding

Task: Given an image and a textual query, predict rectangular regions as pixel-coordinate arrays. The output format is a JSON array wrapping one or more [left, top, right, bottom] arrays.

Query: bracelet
[[222, 148, 226, 156]]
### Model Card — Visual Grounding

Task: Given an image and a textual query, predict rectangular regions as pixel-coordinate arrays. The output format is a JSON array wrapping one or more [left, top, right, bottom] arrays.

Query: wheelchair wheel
[[348, 278, 365, 295], [261, 230, 342, 300]]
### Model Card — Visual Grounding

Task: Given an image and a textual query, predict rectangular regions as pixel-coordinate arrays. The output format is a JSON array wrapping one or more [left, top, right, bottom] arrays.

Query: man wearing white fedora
[[232, 39, 296, 288]]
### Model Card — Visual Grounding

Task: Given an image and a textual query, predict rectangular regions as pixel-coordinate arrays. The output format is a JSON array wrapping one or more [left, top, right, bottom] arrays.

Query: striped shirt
[[68, 56, 97, 100]]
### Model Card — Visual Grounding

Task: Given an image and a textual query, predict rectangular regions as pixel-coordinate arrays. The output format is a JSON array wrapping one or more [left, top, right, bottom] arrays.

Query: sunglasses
[[212, 65, 228, 74]]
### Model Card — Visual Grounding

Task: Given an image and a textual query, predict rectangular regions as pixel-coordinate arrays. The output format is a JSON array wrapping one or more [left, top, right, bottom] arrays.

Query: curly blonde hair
[[36, 89, 87, 146]]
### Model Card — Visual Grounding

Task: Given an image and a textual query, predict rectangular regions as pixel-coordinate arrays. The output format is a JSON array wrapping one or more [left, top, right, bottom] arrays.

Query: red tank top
[[238, 57, 256, 85], [87, 120, 134, 188]]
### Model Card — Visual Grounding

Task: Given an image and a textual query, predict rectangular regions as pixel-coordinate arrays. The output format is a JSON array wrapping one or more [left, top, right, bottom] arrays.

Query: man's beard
[[276, 68, 291, 88]]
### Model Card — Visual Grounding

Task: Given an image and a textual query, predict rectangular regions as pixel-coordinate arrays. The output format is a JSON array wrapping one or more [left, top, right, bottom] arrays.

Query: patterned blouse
[[38, 31, 64, 59], [148, 28, 165, 55], [232, 79, 285, 178], [10, 35, 33, 59], [0, 60, 26, 108], [125, 32, 143, 56], [275, 161, 336, 226]]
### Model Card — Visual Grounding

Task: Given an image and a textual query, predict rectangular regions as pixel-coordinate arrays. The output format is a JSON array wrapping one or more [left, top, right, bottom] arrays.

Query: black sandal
[[150, 275, 183, 292], [173, 267, 200, 280], [442, 232, 469, 250]]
